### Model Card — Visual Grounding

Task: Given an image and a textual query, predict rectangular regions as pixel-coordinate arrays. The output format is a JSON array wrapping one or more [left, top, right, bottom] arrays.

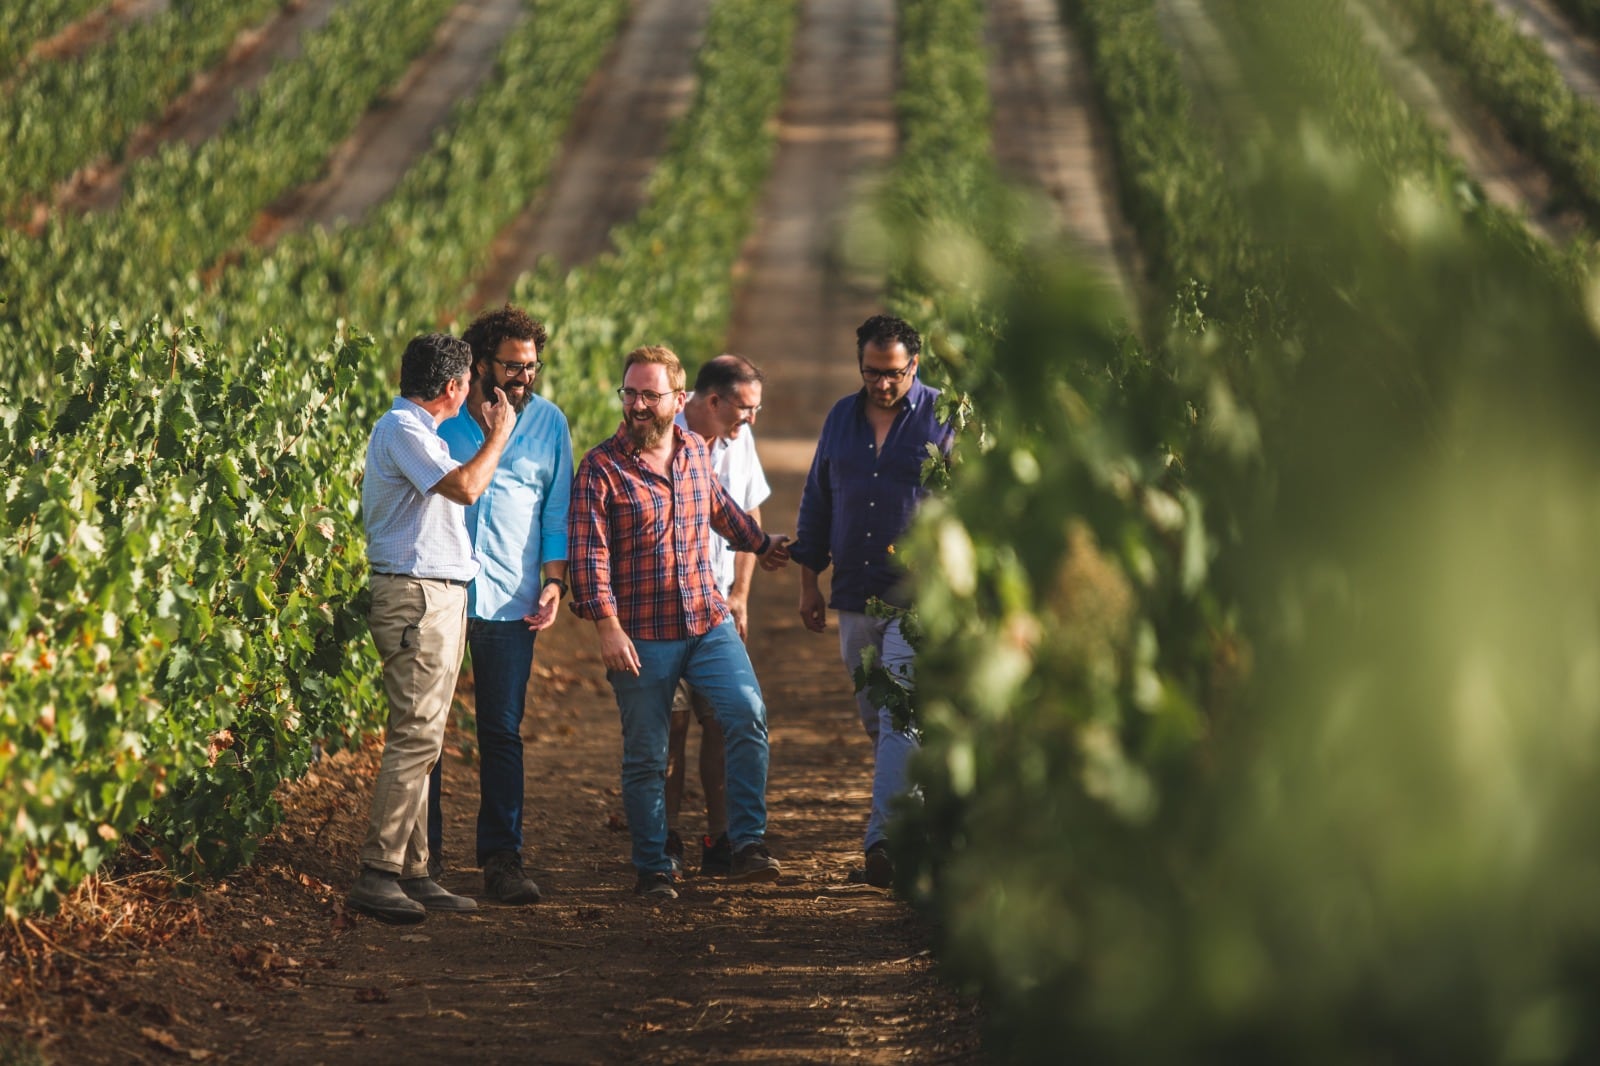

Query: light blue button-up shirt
[[362, 398, 478, 582], [438, 395, 573, 621]]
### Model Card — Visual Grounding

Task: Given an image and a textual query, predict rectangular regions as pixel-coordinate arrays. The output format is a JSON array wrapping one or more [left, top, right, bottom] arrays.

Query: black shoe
[[635, 870, 679, 900], [846, 842, 894, 888], [427, 852, 444, 881], [729, 841, 781, 883], [346, 867, 426, 924], [482, 851, 542, 905], [699, 833, 733, 877], [665, 829, 685, 874], [399, 876, 478, 912]]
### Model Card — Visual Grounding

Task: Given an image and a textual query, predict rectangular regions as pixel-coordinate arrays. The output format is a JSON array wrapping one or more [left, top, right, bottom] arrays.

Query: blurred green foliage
[[887, 0, 1600, 1061]]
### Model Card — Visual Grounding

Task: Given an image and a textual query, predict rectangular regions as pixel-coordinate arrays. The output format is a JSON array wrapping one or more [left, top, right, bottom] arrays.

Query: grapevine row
[[0, 0, 463, 402], [0, 0, 105, 79], [1385, 0, 1600, 226], [0, 0, 288, 219]]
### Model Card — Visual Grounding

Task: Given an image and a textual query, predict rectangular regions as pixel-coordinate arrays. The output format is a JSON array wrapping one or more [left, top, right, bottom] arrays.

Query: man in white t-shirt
[[666, 354, 769, 875]]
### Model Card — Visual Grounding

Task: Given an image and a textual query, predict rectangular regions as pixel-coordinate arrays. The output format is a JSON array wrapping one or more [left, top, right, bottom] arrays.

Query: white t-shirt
[[677, 400, 771, 596]]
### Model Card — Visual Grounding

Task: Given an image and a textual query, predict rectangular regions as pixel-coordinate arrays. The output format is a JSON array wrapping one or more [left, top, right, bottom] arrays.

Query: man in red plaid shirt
[[569, 345, 792, 899]]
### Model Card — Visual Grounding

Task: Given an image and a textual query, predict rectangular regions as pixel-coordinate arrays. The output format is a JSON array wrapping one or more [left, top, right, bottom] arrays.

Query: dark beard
[[483, 376, 530, 413], [625, 409, 672, 450]]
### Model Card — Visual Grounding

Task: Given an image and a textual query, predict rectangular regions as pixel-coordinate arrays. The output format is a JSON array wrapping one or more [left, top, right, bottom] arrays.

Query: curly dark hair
[[855, 314, 921, 360], [462, 304, 549, 367], [399, 332, 472, 400]]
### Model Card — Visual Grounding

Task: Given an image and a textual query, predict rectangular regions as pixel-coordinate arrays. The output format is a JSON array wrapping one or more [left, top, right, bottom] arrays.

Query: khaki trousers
[[360, 574, 468, 877]]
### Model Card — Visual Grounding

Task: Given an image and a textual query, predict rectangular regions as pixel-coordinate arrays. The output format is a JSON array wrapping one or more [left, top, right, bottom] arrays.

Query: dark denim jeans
[[428, 618, 537, 865]]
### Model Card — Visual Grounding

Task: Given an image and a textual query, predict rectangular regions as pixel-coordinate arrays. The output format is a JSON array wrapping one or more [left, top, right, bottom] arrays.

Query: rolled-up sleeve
[[568, 456, 616, 622]]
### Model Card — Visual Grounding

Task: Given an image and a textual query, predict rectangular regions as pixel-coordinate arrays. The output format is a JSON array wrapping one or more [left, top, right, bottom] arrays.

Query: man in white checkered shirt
[[347, 332, 515, 925]]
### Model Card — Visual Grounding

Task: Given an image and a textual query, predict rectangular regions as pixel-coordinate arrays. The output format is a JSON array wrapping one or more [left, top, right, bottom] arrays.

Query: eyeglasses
[[494, 357, 543, 377], [860, 363, 914, 384], [716, 393, 762, 418], [617, 387, 680, 408]]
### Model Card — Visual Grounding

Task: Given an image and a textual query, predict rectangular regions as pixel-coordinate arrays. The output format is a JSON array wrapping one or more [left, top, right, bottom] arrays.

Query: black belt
[[373, 572, 470, 588]]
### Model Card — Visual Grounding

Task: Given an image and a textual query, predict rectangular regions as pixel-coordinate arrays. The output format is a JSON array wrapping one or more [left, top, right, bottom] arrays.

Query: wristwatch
[[543, 576, 569, 598]]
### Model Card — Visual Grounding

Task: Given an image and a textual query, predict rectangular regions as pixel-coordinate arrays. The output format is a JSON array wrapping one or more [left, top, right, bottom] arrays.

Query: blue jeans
[[837, 610, 917, 853], [427, 618, 537, 865], [609, 620, 769, 874]]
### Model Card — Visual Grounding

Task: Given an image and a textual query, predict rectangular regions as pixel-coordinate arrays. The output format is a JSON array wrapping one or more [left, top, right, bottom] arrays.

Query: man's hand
[[596, 617, 641, 676], [481, 385, 516, 441], [524, 584, 561, 632], [758, 533, 791, 571], [726, 592, 750, 641], [799, 581, 827, 633]]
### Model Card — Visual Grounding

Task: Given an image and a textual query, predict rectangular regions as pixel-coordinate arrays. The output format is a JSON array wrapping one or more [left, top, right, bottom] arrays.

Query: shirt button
[[869, 502, 875, 508], [873, 472, 878, 478]]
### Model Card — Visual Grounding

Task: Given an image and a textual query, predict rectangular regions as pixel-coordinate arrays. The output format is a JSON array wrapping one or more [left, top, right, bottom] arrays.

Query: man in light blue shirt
[[349, 332, 515, 925], [426, 306, 573, 906]]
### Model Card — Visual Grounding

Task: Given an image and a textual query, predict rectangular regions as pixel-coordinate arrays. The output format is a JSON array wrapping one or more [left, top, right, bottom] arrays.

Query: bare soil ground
[[985, 0, 1141, 309], [254, 0, 530, 245], [469, 0, 711, 307], [0, 0, 1006, 1062]]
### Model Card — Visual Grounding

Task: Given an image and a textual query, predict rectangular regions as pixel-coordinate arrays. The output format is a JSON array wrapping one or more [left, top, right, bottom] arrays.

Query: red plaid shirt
[[570, 423, 768, 640]]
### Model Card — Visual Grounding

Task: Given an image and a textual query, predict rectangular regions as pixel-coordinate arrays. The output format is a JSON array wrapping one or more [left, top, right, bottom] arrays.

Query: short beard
[[625, 409, 673, 450]]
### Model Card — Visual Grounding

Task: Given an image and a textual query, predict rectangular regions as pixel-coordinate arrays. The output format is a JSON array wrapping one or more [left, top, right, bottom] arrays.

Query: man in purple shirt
[[790, 315, 954, 889]]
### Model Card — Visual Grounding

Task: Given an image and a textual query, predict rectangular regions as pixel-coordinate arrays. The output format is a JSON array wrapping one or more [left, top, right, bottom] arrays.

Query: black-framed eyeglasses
[[617, 387, 680, 408], [860, 363, 914, 384], [494, 357, 543, 377]]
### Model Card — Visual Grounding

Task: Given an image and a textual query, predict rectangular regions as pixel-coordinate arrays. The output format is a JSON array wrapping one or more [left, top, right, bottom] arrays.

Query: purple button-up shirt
[[790, 380, 953, 612]]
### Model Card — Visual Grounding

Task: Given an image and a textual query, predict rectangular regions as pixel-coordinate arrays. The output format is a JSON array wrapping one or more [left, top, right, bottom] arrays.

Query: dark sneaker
[[427, 853, 445, 881], [635, 870, 679, 900], [483, 851, 542, 905], [399, 876, 478, 913], [346, 867, 426, 924], [847, 842, 894, 888], [665, 829, 685, 874], [729, 841, 781, 883], [699, 833, 733, 877]]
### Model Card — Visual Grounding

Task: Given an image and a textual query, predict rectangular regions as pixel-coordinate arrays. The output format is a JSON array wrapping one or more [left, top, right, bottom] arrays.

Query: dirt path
[[255, 0, 528, 245], [468, 0, 711, 307], [1347, 0, 1575, 242], [4, 1, 984, 1062], [65, 0, 345, 214], [985, 0, 1140, 310], [1486, 0, 1600, 104]]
